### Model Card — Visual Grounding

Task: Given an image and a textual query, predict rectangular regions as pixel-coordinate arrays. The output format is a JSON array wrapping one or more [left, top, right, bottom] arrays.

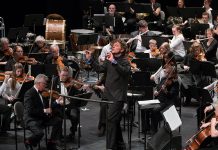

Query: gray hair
[[0, 37, 9, 44], [35, 35, 45, 43], [138, 20, 148, 28], [34, 74, 48, 85], [50, 44, 59, 51]]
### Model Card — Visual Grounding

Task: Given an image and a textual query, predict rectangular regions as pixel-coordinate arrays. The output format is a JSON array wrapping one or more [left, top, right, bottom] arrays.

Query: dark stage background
[[0, 0, 217, 37]]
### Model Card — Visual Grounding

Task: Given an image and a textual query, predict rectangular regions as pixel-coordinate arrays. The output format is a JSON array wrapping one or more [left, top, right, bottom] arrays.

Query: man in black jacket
[[23, 74, 62, 150], [86, 39, 131, 150]]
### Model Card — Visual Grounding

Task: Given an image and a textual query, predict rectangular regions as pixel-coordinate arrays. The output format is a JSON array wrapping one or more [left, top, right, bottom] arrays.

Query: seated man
[[23, 74, 62, 150]]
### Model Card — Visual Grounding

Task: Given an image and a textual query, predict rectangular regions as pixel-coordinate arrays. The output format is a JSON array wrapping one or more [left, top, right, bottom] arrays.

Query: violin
[[53, 56, 65, 71], [16, 74, 34, 83], [150, 47, 160, 58], [2, 48, 13, 56], [42, 90, 60, 100], [195, 52, 207, 61], [18, 56, 37, 64], [0, 72, 13, 81], [63, 78, 84, 89]]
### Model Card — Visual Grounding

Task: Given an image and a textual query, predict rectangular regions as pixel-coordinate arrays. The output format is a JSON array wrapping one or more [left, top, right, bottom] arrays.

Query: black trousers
[[0, 104, 12, 131], [98, 100, 107, 130], [65, 108, 79, 134], [106, 101, 124, 150], [26, 116, 62, 146]]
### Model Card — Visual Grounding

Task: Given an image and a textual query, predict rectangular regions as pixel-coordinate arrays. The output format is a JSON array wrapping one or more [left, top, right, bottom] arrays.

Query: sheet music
[[138, 99, 160, 109], [162, 105, 182, 131]]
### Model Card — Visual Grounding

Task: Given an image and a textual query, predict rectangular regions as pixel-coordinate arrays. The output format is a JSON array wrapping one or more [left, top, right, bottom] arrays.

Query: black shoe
[[97, 127, 105, 137], [47, 142, 60, 150], [24, 142, 33, 150]]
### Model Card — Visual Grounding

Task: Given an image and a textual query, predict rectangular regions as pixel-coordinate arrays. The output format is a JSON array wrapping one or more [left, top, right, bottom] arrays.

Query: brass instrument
[[167, 16, 183, 25], [136, 13, 149, 20]]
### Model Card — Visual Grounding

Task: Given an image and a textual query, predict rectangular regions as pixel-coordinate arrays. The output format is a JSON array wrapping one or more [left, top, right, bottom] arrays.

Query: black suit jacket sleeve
[[113, 58, 131, 76], [24, 88, 46, 119]]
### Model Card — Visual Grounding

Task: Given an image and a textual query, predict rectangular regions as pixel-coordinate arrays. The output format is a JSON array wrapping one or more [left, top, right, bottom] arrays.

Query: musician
[[202, 28, 218, 63], [105, 4, 125, 35], [147, 39, 160, 58], [5, 45, 38, 71], [179, 42, 205, 106], [32, 35, 49, 53], [150, 51, 176, 84], [213, 25, 218, 42], [23, 74, 62, 150], [44, 44, 68, 72], [170, 25, 185, 62], [203, 80, 218, 114], [177, 0, 185, 8], [200, 102, 218, 150], [51, 66, 86, 140], [158, 42, 170, 58], [2, 63, 24, 104], [203, 0, 213, 25], [201, 12, 214, 29], [5, 45, 23, 71], [0, 74, 12, 135], [0, 37, 13, 62], [130, 19, 155, 52], [150, 64, 179, 135], [85, 39, 131, 149]]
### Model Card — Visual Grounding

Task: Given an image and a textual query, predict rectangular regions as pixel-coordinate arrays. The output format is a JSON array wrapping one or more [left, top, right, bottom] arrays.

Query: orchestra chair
[[14, 101, 46, 150]]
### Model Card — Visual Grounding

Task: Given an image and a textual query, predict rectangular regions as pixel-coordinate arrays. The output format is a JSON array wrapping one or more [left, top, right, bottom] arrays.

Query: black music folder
[[29, 52, 51, 63], [178, 7, 205, 19]]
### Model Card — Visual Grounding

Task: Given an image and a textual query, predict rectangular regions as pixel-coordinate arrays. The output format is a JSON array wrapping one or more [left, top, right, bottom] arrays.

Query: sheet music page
[[162, 105, 182, 131]]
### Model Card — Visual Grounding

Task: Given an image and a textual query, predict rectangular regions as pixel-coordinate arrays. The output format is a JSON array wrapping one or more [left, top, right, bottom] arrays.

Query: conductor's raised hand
[[106, 52, 114, 62]]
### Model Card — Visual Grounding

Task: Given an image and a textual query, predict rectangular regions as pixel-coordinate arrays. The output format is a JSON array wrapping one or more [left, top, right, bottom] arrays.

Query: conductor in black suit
[[86, 39, 131, 150], [23, 74, 62, 150]]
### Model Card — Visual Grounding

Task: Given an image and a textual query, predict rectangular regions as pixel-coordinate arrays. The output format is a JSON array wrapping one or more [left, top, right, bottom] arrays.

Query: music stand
[[17, 80, 34, 102], [24, 14, 44, 34], [166, 6, 180, 17], [132, 3, 152, 13], [7, 27, 29, 43], [30, 64, 44, 77], [28, 52, 51, 63], [59, 94, 113, 150], [156, 105, 182, 150], [44, 64, 58, 77], [105, 15, 115, 27], [190, 23, 209, 39], [144, 58, 162, 73], [134, 52, 150, 59], [179, 7, 205, 19]]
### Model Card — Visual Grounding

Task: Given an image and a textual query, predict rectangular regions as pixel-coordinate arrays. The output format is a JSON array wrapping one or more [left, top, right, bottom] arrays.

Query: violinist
[[52, 66, 86, 140], [150, 51, 176, 84], [45, 44, 68, 72], [23, 74, 62, 150], [179, 42, 206, 106], [0, 37, 13, 62], [150, 63, 179, 135], [0, 74, 12, 135], [2, 63, 24, 104], [5, 45, 37, 71], [32, 35, 49, 53], [147, 39, 160, 58]]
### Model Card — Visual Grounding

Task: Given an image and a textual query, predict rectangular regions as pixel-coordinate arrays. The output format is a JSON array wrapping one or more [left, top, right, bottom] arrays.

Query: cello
[[184, 113, 217, 150]]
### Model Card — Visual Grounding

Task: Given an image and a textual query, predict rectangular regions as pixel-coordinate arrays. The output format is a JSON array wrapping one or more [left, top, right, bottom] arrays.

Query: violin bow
[[49, 75, 54, 109]]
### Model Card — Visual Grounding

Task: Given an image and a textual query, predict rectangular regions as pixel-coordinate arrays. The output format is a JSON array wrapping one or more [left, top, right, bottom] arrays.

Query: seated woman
[[2, 63, 25, 104]]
